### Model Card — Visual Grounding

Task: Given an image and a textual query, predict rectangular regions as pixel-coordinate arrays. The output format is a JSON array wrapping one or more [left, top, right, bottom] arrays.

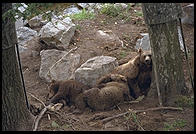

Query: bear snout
[[145, 56, 151, 65]]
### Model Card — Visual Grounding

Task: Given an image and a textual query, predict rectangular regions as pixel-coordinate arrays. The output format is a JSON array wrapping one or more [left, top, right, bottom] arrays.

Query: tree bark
[[142, 3, 187, 106], [2, 3, 34, 131]]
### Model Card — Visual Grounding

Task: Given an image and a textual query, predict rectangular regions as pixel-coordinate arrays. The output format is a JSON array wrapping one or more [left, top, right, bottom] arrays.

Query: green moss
[[175, 95, 194, 108], [163, 119, 187, 131]]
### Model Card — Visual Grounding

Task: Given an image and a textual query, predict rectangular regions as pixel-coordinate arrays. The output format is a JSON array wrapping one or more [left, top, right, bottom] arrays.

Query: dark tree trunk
[[142, 3, 187, 106], [2, 3, 34, 131]]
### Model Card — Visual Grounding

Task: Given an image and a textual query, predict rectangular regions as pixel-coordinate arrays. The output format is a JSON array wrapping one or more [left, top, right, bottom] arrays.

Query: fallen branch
[[33, 104, 53, 131], [101, 106, 183, 123], [27, 92, 46, 107]]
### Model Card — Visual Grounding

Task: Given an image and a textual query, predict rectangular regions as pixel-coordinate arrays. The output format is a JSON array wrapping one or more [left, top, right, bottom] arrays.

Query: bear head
[[47, 80, 59, 100], [139, 49, 152, 72]]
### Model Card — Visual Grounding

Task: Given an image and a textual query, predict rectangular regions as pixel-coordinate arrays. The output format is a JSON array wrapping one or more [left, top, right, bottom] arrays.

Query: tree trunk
[[142, 3, 187, 106], [2, 3, 34, 131]]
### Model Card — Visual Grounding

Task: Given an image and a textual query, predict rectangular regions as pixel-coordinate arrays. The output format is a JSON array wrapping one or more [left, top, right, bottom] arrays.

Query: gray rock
[[28, 14, 48, 29], [74, 56, 118, 87], [135, 33, 151, 51], [96, 30, 123, 47], [13, 3, 28, 30], [17, 3, 28, 13], [181, 4, 194, 25], [16, 45, 28, 53], [77, 3, 96, 9], [63, 6, 81, 15], [15, 17, 28, 30], [135, 31, 185, 52], [16, 26, 38, 47], [94, 3, 104, 10], [39, 49, 80, 82], [114, 3, 128, 9], [77, 3, 97, 13], [39, 17, 76, 49]]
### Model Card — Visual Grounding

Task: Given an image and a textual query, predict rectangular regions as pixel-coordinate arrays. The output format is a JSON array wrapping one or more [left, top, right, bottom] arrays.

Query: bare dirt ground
[[20, 4, 194, 131]]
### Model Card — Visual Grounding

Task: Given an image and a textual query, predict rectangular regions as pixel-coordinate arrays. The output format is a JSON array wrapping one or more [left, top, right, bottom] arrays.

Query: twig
[[46, 46, 78, 80], [33, 104, 53, 131], [70, 125, 76, 130], [27, 92, 46, 107], [101, 106, 183, 123], [129, 110, 145, 131]]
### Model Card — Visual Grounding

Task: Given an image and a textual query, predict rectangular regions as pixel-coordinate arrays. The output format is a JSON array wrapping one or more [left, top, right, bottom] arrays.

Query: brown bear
[[75, 77, 134, 111], [137, 50, 152, 96], [46, 80, 90, 106], [96, 48, 152, 99]]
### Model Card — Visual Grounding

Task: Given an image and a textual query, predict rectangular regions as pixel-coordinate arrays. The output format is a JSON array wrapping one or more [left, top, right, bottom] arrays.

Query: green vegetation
[[175, 95, 194, 108], [163, 119, 187, 131], [100, 3, 122, 17], [119, 51, 127, 58], [69, 9, 95, 20], [51, 121, 60, 128], [99, 3, 131, 22], [75, 24, 82, 30], [124, 111, 143, 129], [3, 3, 71, 22], [51, 121, 71, 130], [134, 11, 143, 17]]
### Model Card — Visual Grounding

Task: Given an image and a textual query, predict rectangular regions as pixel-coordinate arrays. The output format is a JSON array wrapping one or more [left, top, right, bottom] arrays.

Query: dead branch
[[33, 104, 53, 131], [27, 92, 46, 107], [101, 106, 183, 123]]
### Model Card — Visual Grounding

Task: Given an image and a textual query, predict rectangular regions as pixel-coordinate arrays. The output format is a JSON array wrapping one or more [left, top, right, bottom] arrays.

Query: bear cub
[[46, 80, 90, 106]]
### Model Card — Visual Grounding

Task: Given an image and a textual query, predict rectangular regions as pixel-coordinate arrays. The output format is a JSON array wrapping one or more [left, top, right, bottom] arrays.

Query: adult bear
[[96, 48, 152, 99]]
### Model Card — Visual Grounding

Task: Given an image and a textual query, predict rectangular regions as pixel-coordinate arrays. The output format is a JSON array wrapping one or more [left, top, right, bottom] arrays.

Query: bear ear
[[138, 48, 142, 53]]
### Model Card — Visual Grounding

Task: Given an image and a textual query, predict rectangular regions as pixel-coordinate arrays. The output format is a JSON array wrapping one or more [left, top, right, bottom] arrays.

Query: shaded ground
[[20, 4, 194, 131]]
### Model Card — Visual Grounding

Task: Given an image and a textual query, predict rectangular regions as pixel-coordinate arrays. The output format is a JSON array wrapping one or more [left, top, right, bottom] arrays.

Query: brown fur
[[75, 79, 134, 111], [46, 80, 90, 106], [137, 51, 152, 96], [96, 49, 142, 85], [96, 49, 152, 99]]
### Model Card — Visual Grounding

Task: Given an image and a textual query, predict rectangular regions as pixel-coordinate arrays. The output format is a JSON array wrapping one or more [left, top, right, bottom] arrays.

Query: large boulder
[[74, 56, 118, 87], [39, 17, 76, 50], [95, 30, 123, 47], [16, 26, 38, 52], [28, 14, 48, 29], [39, 49, 80, 82], [135, 33, 151, 51]]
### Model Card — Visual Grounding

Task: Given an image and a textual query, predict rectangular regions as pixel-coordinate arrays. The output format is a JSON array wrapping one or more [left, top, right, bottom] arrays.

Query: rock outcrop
[[39, 49, 80, 82], [39, 17, 76, 50], [74, 56, 118, 87]]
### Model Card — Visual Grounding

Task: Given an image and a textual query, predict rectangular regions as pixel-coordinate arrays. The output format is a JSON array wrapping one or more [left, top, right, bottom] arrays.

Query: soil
[[20, 4, 194, 131]]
